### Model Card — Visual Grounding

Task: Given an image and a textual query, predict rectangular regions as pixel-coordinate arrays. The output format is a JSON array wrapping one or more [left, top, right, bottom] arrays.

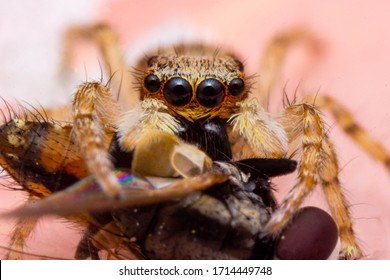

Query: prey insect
[[1, 24, 389, 260]]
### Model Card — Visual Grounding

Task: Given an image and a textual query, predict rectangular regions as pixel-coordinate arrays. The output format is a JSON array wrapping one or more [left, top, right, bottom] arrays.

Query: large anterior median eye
[[164, 77, 193, 106], [196, 78, 225, 108]]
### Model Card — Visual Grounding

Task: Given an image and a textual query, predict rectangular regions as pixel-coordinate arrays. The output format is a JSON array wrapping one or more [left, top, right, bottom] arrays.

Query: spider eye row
[[144, 74, 245, 107]]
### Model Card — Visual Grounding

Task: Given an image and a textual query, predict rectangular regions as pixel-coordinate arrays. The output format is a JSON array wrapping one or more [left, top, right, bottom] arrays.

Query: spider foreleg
[[263, 102, 362, 259], [257, 29, 322, 103], [313, 95, 390, 173], [62, 24, 136, 106], [71, 82, 122, 197], [264, 103, 323, 232], [320, 137, 363, 259]]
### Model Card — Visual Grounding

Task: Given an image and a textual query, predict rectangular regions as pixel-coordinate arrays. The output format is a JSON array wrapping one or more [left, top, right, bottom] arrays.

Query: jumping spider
[[1, 24, 389, 260]]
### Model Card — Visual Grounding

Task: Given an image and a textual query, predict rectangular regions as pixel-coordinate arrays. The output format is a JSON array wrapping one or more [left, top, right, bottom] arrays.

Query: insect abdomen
[[0, 119, 88, 196]]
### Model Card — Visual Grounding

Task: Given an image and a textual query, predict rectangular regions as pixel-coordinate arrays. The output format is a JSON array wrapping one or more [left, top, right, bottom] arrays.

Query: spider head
[[139, 45, 250, 121]]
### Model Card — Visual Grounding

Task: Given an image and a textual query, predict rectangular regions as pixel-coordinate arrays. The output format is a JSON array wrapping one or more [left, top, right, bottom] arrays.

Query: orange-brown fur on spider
[[1, 24, 390, 260]]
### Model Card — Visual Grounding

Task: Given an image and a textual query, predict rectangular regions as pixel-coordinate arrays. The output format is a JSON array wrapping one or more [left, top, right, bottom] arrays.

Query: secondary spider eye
[[144, 74, 161, 92], [164, 77, 193, 106], [228, 78, 245, 96], [196, 78, 225, 108]]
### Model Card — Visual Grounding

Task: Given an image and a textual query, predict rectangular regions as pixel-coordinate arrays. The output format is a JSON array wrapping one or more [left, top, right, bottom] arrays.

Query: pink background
[[1, 0, 390, 259]]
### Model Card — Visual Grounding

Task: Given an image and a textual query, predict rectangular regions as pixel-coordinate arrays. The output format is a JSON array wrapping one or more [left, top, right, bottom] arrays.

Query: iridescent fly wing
[[3, 170, 227, 217]]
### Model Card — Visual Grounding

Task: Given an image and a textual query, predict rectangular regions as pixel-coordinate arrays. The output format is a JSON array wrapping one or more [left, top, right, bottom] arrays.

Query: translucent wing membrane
[[3, 170, 227, 217]]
